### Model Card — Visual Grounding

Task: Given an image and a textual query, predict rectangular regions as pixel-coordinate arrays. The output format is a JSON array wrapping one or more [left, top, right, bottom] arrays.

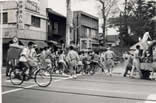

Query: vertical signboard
[[17, 0, 25, 30]]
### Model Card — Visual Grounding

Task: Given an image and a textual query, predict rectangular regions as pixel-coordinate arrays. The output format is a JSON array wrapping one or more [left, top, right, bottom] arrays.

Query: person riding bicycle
[[19, 42, 37, 78]]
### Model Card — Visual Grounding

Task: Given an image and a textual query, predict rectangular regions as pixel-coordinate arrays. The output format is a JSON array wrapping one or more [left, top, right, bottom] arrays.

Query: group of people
[[8, 36, 153, 80], [6, 37, 118, 79], [123, 45, 147, 79]]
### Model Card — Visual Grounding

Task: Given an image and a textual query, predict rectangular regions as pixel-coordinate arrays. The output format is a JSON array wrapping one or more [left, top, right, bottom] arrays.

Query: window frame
[[31, 15, 40, 28], [53, 22, 59, 34], [0, 12, 8, 24]]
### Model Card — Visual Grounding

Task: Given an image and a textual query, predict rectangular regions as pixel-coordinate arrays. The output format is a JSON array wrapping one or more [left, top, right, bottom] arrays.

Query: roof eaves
[[47, 8, 66, 19]]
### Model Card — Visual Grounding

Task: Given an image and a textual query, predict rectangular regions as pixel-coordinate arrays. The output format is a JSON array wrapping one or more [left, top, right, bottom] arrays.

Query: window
[[0, 12, 8, 24], [81, 39, 87, 49], [84, 27, 90, 38], [53, 22, 58, 34], [31, 16, 40, 27], [3, 13, 8, 24], [88, 40, 92, 49], [91, 29, 97, 38]]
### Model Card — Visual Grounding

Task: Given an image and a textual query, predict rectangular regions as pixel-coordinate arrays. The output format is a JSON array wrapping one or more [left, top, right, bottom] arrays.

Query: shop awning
[[3, 38, 24, 45], [45, 40, 58, 45], [45, 40, 62, 48], [20, 40, 48, 48], [3, 38, 12, 44]]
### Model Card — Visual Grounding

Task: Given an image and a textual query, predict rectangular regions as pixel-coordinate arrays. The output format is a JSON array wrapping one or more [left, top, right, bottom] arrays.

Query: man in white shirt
[[104, 47, 115, 76], [19, 42, 36, 77]]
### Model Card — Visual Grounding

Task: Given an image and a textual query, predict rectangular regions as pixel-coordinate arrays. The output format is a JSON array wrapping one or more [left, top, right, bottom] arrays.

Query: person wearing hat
[[104, 47, 116, 76]]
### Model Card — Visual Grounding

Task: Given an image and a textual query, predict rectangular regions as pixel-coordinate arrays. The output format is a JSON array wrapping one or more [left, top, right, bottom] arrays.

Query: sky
[[48, 0, 125, 33], [47, 0, 156, 34], [48, 0, 101, 17], [48, 0, 128, 17], [48, 0, 156, 17]]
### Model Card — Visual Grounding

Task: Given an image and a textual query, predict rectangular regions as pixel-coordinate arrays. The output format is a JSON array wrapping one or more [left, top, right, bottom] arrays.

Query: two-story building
[[1, 0, 48, 64], [47, 8, 66, 44], [73, 11, 99, 51]]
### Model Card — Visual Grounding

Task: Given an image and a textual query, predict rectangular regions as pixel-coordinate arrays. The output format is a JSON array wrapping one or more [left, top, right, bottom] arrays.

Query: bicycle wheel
[[10, 68, 24, 85], [35, 69, 52, 87]]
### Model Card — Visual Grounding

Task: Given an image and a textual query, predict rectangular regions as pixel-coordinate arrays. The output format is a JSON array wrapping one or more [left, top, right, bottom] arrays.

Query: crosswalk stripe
[[2, 74, 81, 95]]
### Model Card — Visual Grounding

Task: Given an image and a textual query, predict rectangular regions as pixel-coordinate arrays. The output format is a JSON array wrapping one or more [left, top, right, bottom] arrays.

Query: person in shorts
[[104, 47, 116, 76]]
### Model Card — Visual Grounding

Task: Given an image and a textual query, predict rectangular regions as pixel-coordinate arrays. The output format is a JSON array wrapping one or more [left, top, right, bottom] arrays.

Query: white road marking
[[4, 76, 66, 83], [2, 74, 80, 95], [144, 94, 156, 103], [136, 94, 156, 103]]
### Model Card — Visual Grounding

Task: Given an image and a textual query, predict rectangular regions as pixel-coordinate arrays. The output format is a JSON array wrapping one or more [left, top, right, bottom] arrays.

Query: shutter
[[25, 13, 31, 25]]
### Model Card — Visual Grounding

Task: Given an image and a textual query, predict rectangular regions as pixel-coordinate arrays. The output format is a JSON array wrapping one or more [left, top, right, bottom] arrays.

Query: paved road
[[2, 66, 156, 103]]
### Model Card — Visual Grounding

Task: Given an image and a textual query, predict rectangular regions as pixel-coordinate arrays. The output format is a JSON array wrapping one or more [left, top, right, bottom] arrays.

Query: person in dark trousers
[[123, 51, 133, 77]]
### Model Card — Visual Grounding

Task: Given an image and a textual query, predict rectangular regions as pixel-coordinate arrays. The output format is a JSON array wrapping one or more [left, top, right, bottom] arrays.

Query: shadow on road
[[2, 85, 156, 102]]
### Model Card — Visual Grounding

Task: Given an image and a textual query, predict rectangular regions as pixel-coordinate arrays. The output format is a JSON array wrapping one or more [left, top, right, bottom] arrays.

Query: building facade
[[73, 11, 99, 51], [1, 0, 48, 64], [1, 0, 47, 40], [47, 8, 66, 44]]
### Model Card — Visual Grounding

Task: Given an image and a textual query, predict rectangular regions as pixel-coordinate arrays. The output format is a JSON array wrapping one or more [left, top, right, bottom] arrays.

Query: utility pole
[[99, 0, 106, 46], [124, 0, 128, 37], [16, 1, 19, 37], [0, 3, 3, 101], [66, 0, 72, 48]]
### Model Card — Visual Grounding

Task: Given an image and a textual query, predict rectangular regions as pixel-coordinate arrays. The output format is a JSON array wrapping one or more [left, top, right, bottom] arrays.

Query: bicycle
[[10, 60, 52, 87]]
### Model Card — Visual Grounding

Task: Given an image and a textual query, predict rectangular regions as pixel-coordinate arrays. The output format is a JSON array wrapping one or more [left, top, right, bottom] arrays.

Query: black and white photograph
[[1, 0, 156, 103]]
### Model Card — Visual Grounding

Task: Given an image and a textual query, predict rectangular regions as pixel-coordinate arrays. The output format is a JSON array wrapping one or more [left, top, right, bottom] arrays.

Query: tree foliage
[[108, 0, 156, 46]]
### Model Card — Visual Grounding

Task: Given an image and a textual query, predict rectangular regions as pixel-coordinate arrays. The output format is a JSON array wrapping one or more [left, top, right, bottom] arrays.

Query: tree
[[108, 0, 156, 46], [97, 0, 118, 45], [127, 0, 156, 37]]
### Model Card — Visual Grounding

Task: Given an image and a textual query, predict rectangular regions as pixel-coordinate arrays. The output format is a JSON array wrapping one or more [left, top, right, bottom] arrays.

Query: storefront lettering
[[18, 0, 25, 29], [25, 0, 40, 12]]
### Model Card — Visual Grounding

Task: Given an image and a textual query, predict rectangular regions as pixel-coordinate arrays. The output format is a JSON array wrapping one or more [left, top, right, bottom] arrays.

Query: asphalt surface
[[2, 65, 156, 103]]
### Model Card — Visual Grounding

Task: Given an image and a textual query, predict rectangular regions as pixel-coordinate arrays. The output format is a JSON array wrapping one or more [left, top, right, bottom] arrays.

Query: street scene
[[1, 0, 156, 103]]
